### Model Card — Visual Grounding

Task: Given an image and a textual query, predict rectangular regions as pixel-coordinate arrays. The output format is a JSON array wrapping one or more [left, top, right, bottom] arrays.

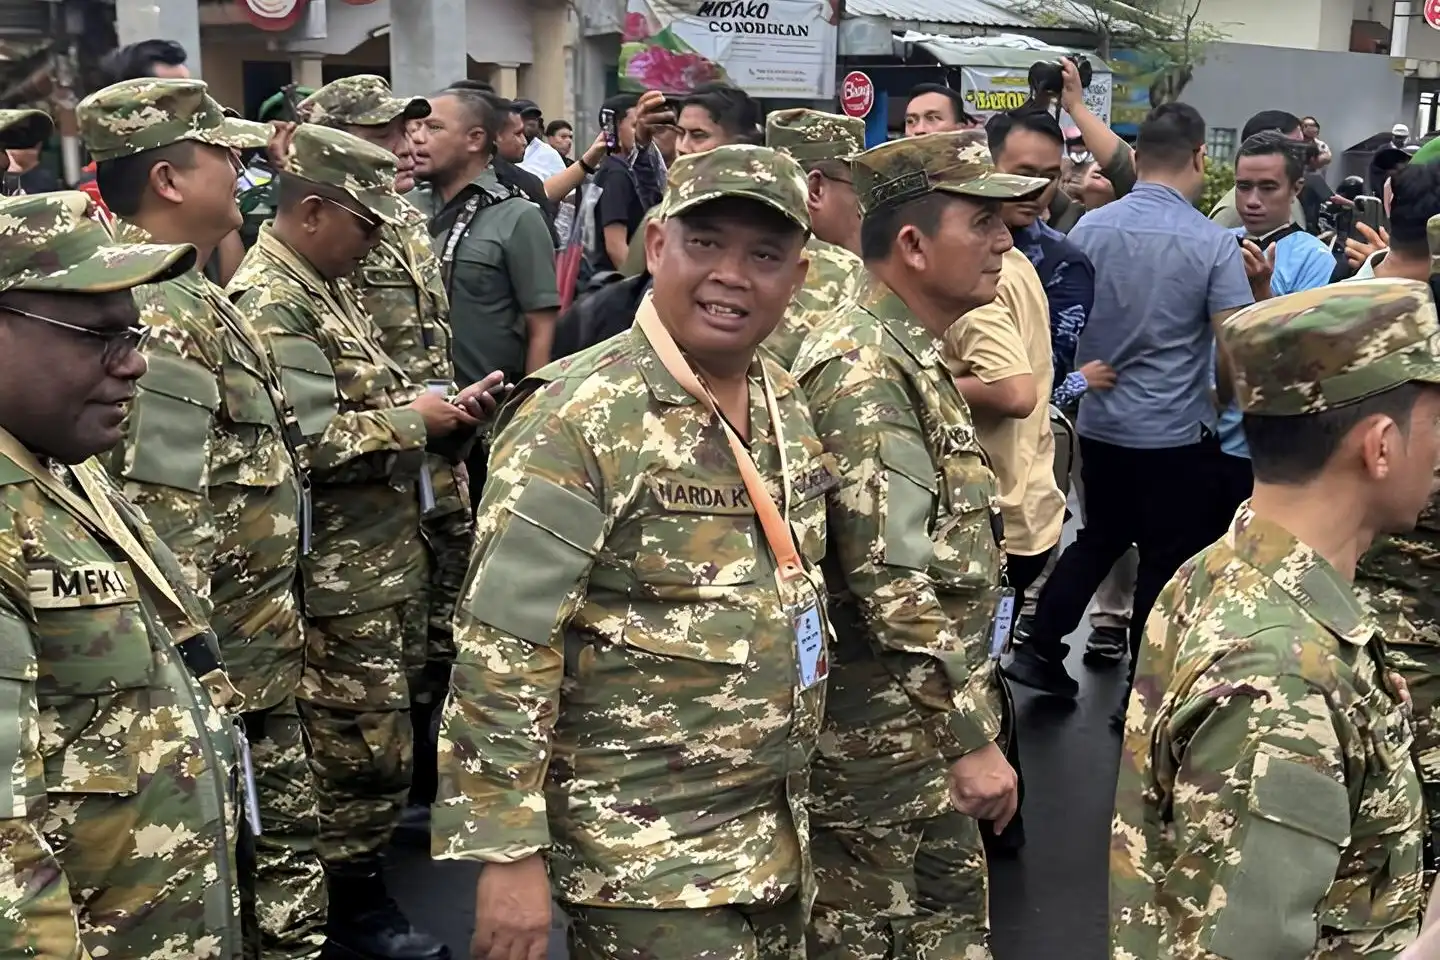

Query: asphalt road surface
[[392, 529, 1122, 960]]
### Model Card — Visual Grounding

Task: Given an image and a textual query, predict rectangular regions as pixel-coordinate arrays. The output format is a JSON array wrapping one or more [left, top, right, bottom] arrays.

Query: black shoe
[[1012, 614, 1035, 644], [324, 868, 450, 960], [1083, 626, 1128, 668], [1002, 644, 1078, 698], [391, 804, 431, 850]]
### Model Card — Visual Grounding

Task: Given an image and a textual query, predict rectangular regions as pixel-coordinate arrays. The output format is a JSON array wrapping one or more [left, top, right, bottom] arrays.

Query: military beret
[[1222, 278, 1440, 416], [851, 131, 1049, 217], [284, 123, 405, 226], [765, 108, 864, 165], [658, 144, 810, 233], [0, 191, 194, 294], [77, 78, 270, 162], [297, 75, 430, 128]]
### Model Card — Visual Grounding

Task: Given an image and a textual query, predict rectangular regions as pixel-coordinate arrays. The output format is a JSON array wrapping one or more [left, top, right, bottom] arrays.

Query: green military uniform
[[435, 145, 831, 959], [1356, 214, 1440, 871], [1112, 280, 1432, 959], [0, 190, 246, 957], [74, 79, 327, 960], [761, 108, 868, 369], [791, 134, 1049, 960], [296, 75, 470, 735], [227, 127, 434, 878]]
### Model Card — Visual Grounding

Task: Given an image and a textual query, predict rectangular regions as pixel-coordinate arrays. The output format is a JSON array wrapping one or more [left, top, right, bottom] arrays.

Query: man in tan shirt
[[945, 246, 1067, 595]]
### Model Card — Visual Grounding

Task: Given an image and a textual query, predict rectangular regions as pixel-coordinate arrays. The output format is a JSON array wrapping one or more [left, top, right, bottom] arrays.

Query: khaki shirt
[[943, 248, 1066, 556]]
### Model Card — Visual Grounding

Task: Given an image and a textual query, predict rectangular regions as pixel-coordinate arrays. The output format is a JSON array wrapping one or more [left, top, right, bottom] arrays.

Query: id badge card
[[234, 720, 263, 836], [299, 484, 313, 557], [793, 599, 829, 691], [988, 587, 1017, 661], [418, 464, 436, 513]]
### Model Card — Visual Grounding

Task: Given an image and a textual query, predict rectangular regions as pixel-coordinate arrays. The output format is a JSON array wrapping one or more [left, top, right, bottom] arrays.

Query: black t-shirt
[[1300, 172, 1332, 234], [588, 155, 645, 273]]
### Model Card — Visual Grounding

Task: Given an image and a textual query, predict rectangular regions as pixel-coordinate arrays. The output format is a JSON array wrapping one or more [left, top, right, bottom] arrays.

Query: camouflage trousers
[[298, 604, 416, 867], [239, 695, 328, 960], [809, 811, 991, 960], [410, 499, 472, 695], [567, 895, 808, 960]]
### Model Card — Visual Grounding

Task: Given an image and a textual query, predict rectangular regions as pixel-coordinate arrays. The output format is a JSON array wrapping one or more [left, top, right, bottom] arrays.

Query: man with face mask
[[0, 190, 243, 957], [761, 108, 866, 368], [793, 133, 1049, 960], [229, 125, 505, 960], [75, 77, 327, 960], [439, 144, 830, 960], [296, 76, 471, 852]]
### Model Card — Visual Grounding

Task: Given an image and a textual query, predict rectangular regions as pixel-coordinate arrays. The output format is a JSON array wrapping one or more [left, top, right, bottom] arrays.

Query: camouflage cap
[[285, 123, 405, 226], [77, 78, 270, 162], [658, 144, 810, 232], [0, 110, 52, 150], [766, 108, 864, 165], [1222, 278, 1440, 416], [297, 75, 431, 128], [0, 191, 194, 294], [851, 131, 1050, 216]]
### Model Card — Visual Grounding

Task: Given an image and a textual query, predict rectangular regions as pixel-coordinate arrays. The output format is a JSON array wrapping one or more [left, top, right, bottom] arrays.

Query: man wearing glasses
[[0, 190, 248, 957], [75, 78, 330, 959], [762, 108, 867, 369], [229, 124, 502, 960]]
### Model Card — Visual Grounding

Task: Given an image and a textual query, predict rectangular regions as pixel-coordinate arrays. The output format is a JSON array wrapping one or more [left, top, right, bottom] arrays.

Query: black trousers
[[1007, 547, 1054, 598], [1027, 436, 1231, 670]]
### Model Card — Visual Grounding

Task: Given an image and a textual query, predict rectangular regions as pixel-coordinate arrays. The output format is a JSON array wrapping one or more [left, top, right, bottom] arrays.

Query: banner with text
[[620, 0, 840, 99], [959, 64, 1113, 129]]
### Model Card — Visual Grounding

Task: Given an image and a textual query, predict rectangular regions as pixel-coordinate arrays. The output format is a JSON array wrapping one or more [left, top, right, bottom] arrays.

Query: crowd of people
[[4, 30, 1440, 960]]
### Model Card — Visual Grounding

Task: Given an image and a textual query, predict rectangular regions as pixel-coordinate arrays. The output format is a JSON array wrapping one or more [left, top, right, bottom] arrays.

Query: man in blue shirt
[[986, 108, 1111, 408], [1213, 130, 1337, 516], [1002, 103, 1254, 729]]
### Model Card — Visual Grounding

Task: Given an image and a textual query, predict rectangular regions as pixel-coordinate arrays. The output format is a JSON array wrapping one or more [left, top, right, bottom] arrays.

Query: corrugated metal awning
[[843, 0, 1035, 28]]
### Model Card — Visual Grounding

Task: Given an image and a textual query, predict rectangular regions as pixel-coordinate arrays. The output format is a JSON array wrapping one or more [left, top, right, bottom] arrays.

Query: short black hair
[[1242, 110, 1302, 142], [1244, 383, 1423, 485], [433, 89, 508, 157], [679, 83, 761, 142], [859, 192, 956, 263], [545, 119, 572, 137], [99, 39, 187, 84], [986, 108, 1064, 159], [1136, 102, 1206, 171], [95, 142, 197, 218], [1386, 161, 1440, 257], [447, 79, 494, 94], [600, 93, 639, 123], [907, 83, 974, 126], [1235, 130, 1305, 184]]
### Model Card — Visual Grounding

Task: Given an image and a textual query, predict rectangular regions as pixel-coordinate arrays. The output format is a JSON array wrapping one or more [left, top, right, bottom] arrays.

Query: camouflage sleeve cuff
[[387, 408, 429, 452], [430, 795, 551, 864], [938, 664, 1003, 755]]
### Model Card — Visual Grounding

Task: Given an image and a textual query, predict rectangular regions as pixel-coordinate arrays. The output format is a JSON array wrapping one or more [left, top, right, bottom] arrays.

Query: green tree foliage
[[1200, 154, 1234, 214]]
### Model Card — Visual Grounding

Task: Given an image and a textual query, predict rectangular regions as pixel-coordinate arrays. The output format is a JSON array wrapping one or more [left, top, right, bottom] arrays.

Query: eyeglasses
[[0, 305, 150, 366], [308, 194, 382, 236]]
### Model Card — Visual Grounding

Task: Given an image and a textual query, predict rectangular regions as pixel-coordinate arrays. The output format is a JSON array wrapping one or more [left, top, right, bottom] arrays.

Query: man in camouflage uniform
[[74, 78, 327, 960], [0, 190, 244, 956], [229, 125, 487, 960], [792, 134, 1047, 960], [1356, 215, 1440, 866], [1112, 279, 1436, 958], [296, 76, 470, 831], [761, 108, 867, 369], [436, 145, 830, 960]]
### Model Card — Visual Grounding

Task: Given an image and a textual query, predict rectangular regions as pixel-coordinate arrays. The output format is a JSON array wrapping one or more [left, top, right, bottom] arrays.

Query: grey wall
[[1179, 41, 1404, 185]]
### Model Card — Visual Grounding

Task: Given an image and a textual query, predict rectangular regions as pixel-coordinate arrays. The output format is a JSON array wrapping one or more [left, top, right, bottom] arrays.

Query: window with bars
[[1206, 128, 1238, 164]]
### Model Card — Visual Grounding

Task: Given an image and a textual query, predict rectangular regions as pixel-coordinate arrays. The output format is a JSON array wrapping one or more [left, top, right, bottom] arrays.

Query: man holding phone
[[1212, 130, 1337, 525]]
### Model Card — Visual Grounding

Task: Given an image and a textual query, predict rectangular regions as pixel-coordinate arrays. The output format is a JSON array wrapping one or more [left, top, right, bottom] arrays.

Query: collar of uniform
[[253, 221, 332, 300], [863, 283, 947, 370], [628, 321, 777, 408], [1228, 504, 1377, 647]]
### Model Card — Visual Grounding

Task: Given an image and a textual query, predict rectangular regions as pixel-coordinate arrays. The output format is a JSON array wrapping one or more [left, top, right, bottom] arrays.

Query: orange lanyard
[[634, 296, 805, 585]]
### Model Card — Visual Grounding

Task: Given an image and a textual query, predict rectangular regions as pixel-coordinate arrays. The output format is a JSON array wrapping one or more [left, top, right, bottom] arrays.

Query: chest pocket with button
[[122, 353, 220, 495], [217, 329, 287, 488], [270, 336, 338, 445]]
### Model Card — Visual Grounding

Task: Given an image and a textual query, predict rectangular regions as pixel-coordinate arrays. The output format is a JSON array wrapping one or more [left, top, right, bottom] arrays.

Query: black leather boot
[[322, 864, 450, 960]]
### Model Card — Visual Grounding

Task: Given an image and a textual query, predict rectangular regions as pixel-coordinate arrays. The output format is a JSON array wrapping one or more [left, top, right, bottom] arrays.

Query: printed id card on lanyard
[[986, 507, 1016, 661], [635, 297, 828, 691]]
